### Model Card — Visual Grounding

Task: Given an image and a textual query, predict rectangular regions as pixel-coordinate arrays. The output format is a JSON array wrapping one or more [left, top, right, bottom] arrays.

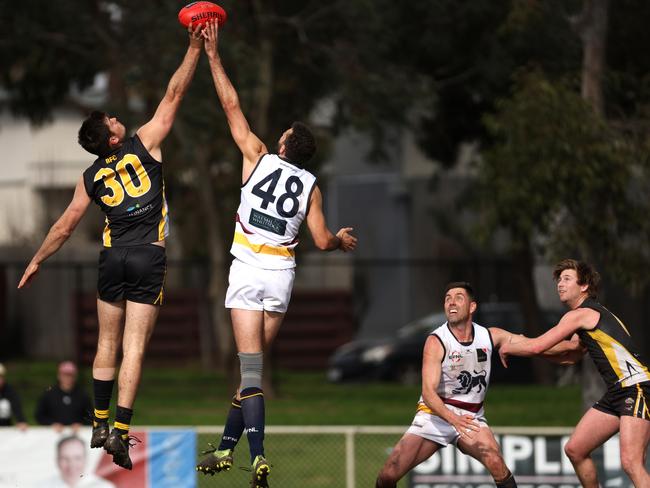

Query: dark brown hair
[[78, 111, 112, 157], [444, 281, 476, 301], [553, 259, 600, 298], [283, 122, 316, 165]]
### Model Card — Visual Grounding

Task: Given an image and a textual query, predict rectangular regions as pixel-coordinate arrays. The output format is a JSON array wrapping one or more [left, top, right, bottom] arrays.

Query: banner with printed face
[[0, 427, 195, 488], [409, 433, 648, 488]]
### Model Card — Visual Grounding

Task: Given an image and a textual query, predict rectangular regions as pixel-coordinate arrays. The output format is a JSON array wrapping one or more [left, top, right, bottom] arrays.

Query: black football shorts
[[594, 382, 650, 420], [97, 244, 166, 305]]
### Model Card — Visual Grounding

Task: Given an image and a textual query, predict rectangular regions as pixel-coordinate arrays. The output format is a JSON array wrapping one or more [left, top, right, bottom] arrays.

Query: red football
[[178, 2, 227, 28]]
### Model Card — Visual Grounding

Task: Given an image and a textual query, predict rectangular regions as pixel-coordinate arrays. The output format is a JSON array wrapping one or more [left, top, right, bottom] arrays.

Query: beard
[[447, 312, 468, 326]]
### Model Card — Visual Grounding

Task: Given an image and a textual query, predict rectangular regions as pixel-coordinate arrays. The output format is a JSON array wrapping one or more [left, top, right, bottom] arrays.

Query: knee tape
[[238, 352, 263, 390]]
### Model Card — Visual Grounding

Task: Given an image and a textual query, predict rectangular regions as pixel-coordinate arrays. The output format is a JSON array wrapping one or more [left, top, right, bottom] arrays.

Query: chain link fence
[[196, 426, 404, 488]]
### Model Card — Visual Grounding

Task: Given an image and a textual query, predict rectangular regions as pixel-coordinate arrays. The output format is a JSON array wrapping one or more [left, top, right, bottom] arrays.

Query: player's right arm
[[421, 335, 480, 438], [203, 21, 267, 178], [305, 186, 357, 252], [136, 23, 203, 161], [18, 176, 91, 289]]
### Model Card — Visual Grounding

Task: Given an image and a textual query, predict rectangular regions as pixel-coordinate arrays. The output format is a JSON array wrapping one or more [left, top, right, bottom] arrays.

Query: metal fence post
[[346, 427, 355, 488]]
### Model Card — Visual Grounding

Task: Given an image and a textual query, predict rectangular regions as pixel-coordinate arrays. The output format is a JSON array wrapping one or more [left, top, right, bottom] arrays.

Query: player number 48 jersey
[[231, 154, 317, 269]]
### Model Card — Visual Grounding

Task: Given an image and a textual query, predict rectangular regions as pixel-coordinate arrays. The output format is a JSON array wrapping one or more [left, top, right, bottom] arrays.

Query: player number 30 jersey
[[231, 154, 316, 269]]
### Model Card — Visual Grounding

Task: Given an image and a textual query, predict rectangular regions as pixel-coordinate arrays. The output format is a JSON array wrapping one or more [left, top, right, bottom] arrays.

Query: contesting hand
[[336, 228, 357, 252], [187, 22, 204, 49], [202, 20, 221, 58]]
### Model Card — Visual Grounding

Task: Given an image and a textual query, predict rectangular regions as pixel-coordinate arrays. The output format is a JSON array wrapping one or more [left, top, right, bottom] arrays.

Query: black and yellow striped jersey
[[578, 298, 650, 390], [82, 135, 168, 247]]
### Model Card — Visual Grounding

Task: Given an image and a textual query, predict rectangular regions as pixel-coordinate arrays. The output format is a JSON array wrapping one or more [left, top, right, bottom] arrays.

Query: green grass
[[4, 360, 581, 427]]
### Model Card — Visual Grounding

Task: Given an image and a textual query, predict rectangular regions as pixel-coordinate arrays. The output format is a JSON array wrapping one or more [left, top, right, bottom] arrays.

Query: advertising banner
[[409, 433, 648, 488], [0, 427, 195, 488]]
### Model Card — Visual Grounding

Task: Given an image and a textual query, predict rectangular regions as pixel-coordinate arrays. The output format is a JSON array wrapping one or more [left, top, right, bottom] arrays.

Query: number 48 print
[[252, 169, 304, 218]]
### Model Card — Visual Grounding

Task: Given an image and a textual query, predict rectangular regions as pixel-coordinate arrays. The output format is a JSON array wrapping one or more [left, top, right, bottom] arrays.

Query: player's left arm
[[498, 309, 594, 366], [136, 23, 203, 160], [18, 176, 91, 289], [305, 186, 357, 252], [490, 327, 585, 365], [202, 20, 266, 179]]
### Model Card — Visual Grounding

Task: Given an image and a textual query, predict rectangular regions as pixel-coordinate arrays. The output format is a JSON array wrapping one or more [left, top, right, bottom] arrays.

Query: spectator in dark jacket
[[0, 363, 28, 430], [35, 361, 92, 432]]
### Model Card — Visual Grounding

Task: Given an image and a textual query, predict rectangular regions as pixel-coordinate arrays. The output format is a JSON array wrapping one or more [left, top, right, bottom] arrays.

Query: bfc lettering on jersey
[[82, 135, 168, 247], [417, 322, 493, 415], [230, 154, 316, 269], [578, 298, 650, 389]]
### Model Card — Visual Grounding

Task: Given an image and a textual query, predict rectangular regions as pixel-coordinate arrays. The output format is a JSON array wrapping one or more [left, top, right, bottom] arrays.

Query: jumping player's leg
[[117, 301, 159, 409], [376, 433, 440, 487], [91, 299, 125, 447], [458, 427, 516, 487], [563, 408, 620, 488], [103, 301, 159, 470], [619, 415, 650, 485], [231, 308, 273, 485]]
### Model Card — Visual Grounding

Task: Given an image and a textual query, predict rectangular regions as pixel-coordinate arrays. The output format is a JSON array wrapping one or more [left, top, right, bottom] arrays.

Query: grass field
[[4, 360, 582, 426]]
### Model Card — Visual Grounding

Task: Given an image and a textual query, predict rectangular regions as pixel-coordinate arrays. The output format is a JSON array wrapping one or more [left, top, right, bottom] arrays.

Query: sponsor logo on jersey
[[127, 203, 152, 216], [249, 208, 287, 236], [448, 351, 463, 362], [476, 348, 488, 362]]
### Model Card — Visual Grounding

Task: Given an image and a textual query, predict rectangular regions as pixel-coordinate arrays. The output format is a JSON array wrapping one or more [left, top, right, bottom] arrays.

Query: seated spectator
[[35, 361, 92, 432], [0, 363, 28, 430]]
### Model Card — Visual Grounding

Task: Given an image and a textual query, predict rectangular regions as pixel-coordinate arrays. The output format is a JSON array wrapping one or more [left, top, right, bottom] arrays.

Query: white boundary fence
[[2, 426, 640, 488]]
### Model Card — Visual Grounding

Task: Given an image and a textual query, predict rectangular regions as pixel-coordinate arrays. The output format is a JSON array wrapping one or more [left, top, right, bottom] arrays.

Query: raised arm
[[305, 186, 357, 252], [18, 176, 91, 289], [421, 336, 480, 438], [202, 20, 266, 174], [136, 23, 203, 160]]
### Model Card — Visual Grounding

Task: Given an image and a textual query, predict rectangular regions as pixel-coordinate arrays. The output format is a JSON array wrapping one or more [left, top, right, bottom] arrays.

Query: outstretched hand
[[336, 227, 357, 252], [17, 262, 39, 289], [202, 20, 220, 58], [187, 22, 204, 49]]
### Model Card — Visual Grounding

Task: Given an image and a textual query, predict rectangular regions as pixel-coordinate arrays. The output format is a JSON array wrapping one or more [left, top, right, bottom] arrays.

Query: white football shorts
[[406, 405, 488, 446], [225, 258, 295, 313]]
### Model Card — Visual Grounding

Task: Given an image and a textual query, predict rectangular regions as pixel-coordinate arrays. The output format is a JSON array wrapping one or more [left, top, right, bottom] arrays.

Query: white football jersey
[[230, 154, 317, 269], [419, 322, 493, 413]]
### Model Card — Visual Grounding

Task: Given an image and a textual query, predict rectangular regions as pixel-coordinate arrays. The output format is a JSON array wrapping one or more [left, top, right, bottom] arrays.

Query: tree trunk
[[573, 0, 609, 410], [514, 241, 555, 385], [572, 0, 609, 117]]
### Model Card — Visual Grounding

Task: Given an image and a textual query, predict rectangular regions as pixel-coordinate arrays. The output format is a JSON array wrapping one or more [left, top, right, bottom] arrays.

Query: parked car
[[326, 302, 563, 385]]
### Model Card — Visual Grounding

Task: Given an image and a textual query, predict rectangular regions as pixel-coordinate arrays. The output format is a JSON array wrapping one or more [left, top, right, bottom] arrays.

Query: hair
[[78, 111, 112, 157], [444, 281, 476, 301], [553, 259, 600, 298], [57, 435, 85, 457], [283, 122, 316, 164]]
